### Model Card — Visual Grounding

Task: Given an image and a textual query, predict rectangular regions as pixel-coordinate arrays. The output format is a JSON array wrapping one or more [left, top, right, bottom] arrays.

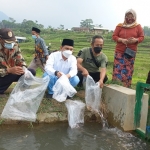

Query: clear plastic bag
[[1, 69, 50, 122], [52, 75, 77, 102], [85, 75, 102, 112], [65, 100, 85, 128]]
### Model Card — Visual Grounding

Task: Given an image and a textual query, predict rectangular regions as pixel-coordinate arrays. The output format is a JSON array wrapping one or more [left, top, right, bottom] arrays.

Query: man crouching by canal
[[77, 35, 108, 88], [0, 28, 35, 98], [43, 39, 80, 99]]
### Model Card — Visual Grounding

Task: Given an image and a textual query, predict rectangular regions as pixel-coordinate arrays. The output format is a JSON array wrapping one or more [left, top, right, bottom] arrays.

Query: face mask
[[93, 47, 102, 54], [4, 43, 15, 49], [62, 50, 72, 58], [32, 35, 37, 39]]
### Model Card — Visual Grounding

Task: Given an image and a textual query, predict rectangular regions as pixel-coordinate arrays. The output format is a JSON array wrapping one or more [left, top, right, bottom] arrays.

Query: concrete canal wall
[[103, 84, 149, 132]]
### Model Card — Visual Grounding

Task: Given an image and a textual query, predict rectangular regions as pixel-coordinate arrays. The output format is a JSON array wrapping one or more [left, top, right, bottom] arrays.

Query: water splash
[[97, 110, 109, 128], [92, 109, 109, 128]]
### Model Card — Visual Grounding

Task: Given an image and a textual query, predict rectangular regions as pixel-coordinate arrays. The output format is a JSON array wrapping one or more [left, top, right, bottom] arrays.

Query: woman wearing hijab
[[112, 9, 144, 87]]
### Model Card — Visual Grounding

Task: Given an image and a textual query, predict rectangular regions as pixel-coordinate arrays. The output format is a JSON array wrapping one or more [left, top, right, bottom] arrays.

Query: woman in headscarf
[[112, 9, 144, 87]]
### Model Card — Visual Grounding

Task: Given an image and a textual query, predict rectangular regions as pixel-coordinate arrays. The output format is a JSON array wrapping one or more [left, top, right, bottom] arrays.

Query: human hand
[[127, 37, 138, 44], [56, 71, 62, 78], [7, 66, 24, 75], [82, 69, 89, 77], [66, 74, 71, 78], [121, 39, 128, 45], [99, 79, 104, 88], [46, 55, 49, 60]]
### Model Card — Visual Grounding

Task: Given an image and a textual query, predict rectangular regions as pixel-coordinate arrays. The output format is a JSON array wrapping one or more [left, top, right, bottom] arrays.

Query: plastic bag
[[65, 100, 85, 128], [85, 75, 102, 112], [1, 70, 50, 122], [52, 75, 77, 102]]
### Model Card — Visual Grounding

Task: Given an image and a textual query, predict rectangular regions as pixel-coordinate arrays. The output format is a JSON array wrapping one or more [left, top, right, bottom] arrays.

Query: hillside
[[0, 11, 9, 21]]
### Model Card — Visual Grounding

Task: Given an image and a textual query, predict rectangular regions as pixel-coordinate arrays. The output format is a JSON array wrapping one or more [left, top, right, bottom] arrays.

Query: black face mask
[[93, 47, 102, 54]]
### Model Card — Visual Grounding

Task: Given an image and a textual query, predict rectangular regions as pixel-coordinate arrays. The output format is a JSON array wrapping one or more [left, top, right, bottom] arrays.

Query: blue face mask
[[32, 35, 37, 39], [4, 43, 15, 49]]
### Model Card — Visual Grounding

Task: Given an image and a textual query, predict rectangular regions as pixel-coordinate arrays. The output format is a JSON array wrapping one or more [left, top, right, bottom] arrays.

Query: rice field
[[19, 31, 150, 89]]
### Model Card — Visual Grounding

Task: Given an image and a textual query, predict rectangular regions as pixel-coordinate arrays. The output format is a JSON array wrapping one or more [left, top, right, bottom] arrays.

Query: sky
[[0, 0, 150, 30]]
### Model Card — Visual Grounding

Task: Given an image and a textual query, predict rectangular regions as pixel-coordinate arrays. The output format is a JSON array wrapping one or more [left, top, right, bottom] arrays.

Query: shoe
[[0, 93, 7, 98], [66, 96, 73, 100], [46, 93, 53, 99]]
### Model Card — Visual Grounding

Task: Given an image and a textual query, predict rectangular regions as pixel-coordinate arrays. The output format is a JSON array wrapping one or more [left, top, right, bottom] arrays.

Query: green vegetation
[[18, 30, 150, 89]]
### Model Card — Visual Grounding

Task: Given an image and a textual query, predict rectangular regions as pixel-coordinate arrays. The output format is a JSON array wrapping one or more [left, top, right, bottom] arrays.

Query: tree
[[80, 19, 94, 28], [99, 24, 103, 28], [9, 17, 16, 23], [57, 24, 64, 30], [143, 26, 150, 36]]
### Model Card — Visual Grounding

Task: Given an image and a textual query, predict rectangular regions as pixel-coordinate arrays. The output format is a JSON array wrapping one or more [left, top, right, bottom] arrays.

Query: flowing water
[[0, 122, 150, 150], [97, 111, 109, 128]]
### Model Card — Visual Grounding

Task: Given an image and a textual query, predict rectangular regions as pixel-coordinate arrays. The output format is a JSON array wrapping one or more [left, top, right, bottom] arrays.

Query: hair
[[91, 35, 104, 44]]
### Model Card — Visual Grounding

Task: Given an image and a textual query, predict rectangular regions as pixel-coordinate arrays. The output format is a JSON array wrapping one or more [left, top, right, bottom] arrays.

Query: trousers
[[0, 68, 35, 94], [43, 72, 80, 94], [77, 71, 108, 86]]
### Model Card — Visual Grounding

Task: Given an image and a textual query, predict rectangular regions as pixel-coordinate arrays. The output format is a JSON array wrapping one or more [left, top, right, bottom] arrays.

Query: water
[[0, 122, 150, 150], [97, 110, 109, 128]]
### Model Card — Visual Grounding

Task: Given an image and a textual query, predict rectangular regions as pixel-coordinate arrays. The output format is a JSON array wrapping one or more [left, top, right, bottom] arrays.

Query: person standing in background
[[112, 9, 144, 87], [28, 27, 49, 73]]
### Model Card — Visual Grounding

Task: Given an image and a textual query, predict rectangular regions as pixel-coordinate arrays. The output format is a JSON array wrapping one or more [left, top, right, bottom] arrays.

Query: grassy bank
[[19, 31, 150, 89]]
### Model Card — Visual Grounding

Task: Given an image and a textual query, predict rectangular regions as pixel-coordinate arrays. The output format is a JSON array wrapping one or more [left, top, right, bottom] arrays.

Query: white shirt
[[45, 51, 77, 77]]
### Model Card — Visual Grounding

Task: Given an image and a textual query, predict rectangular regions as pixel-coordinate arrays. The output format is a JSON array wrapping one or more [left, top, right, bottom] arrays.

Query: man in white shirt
[[43, 39, 79, 98]]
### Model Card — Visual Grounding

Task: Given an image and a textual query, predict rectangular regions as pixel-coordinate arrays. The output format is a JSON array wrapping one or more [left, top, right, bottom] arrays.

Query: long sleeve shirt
[[45, 51, 77, 77], [112, 24, 144, 53], [34, 37, 49, 57], [0, 43, 26, 77]]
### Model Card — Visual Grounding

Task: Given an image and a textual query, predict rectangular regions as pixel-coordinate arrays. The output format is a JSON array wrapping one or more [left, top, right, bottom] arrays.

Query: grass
[[18, 31, 150, 89]]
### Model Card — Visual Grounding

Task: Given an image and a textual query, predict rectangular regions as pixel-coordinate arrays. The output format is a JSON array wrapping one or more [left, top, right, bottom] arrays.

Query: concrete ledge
[[102, 84, 149, 131], [0, 95, 101, 124]]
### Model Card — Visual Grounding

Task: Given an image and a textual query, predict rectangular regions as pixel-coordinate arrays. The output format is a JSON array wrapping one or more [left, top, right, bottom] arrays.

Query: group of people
[[0, 9, 146, 99]]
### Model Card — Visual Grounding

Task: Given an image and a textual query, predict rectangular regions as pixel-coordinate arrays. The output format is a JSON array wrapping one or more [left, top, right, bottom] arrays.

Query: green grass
[[18, 31, 150, 89]]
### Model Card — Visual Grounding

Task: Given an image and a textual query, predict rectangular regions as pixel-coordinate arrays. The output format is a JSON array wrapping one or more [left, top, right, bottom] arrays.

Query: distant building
[[72, 27, 89, 32], [91, 27, 109, 34], [66, 28, 72, 31], [15, 36, 26, 43]]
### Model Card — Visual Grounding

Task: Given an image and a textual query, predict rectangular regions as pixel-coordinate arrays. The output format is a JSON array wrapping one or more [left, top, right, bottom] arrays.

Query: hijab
[[117, 9, 139, 28]]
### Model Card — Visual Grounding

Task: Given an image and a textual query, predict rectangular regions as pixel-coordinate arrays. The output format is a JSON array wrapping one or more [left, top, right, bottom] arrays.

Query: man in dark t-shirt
[[77, 35, 108, 88]]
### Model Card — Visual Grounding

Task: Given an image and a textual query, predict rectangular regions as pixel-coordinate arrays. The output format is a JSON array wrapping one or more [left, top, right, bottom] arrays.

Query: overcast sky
[[0, 0, 150, 30]]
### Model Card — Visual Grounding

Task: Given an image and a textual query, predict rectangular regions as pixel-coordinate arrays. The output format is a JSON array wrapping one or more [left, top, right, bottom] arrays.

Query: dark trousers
[[77, 71, 108, 86], [0, 68, 35, 94], [146, 71, 150, 84]]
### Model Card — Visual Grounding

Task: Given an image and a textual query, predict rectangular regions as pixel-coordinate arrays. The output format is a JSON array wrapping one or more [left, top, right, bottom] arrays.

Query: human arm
[[98, 54, 108, 88], [8, 46, 25, 75], [0, 66, 25, 77], [77, 57, 89, 76], [45, 52, 56, 75], [40, 38, 49, 59], [127, 24, 144, 44], [112, 26, 128, 45], [0, 46, 25, 77], [66, 56, 78, 78], [99, 68, 106, 88]]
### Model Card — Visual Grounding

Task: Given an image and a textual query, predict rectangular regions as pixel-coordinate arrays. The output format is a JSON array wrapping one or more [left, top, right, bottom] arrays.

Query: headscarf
[[117, 9, 139, 28]]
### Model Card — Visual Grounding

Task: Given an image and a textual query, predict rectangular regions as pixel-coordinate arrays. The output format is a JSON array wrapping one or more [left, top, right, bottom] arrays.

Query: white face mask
[[62, 50, 72, 58], [4, 42, 15, 49]]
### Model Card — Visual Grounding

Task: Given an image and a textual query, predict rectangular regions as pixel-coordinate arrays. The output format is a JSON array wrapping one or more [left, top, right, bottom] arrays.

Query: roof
[[15, 36, 26, 40], [92, 27, 109, 30]]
